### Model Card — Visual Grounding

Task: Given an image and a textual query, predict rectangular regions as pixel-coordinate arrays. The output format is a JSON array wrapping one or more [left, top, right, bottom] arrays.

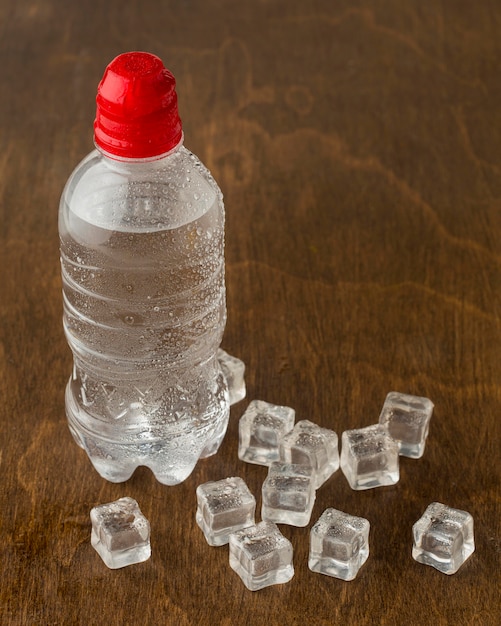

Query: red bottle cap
[[94, 52, 183, 159]]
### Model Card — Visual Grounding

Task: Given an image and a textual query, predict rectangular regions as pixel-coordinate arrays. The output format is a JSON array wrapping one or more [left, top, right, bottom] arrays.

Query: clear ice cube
[[229, 521, 294, 591], [261, 462, 316, 527], [196, 477, 256, 546], [90, 497, 151, 569], [279, 420, 339, 488], [309, 508, 370, 581], [340, 424, 400, 490], [379, 391, 434, 458], [412, 502, 475, 574], [218, 348, 246, 405], [238, 400, 295, 466]]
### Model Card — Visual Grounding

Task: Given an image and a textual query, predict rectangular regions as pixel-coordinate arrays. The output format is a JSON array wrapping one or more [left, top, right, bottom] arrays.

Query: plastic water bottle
[[59, 52, 229, 485]]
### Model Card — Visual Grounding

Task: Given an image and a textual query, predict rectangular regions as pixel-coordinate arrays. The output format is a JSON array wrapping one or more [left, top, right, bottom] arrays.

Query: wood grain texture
[[0, 0, 500, 624]]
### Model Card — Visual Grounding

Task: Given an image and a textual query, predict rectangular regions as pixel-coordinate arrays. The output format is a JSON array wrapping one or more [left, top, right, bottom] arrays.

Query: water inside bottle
[[59, 149, 229, 484]]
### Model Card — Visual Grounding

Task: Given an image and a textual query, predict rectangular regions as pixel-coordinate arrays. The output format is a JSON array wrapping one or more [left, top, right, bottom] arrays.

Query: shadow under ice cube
[[309, 508, 370, 581], [279, 420, 339, 488], [261, 462, 316, 527], [196, 477, 256, 546], [90, 497, 151, 569], [218, 348, 246, 405], [412, 502, 475, 574], [238, 400, 295, 466], [229, 521, 294, 591], [379, 391, 434, 458], [341, 424, 400, 490]]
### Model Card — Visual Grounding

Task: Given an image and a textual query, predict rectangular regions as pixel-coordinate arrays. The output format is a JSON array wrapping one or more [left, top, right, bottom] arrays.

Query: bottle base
[[65, 377, 230, 485], [70, 419, 229, 485]]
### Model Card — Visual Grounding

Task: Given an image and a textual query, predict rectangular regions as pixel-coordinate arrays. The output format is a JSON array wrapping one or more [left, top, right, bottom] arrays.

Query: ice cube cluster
[[194, 398, 347, 589], [233, 388, 469, 583]]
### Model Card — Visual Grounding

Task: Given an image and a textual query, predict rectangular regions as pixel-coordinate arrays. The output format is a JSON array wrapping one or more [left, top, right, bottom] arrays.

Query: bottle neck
[[95, 133, 184, 165]]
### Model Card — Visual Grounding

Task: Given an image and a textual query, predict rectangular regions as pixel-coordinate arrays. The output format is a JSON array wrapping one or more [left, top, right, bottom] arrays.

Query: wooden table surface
[[1, 1, 500, 624]]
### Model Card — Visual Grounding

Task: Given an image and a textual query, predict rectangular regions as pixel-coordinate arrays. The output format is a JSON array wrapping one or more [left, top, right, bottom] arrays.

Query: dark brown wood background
[[1, 1, 500, 624]]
